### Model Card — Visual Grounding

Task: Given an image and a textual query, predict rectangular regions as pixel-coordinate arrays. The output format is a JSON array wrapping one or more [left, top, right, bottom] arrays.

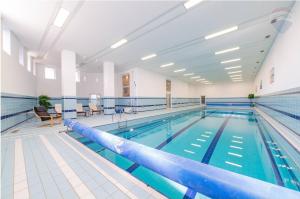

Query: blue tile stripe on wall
[[1, 95, 200, 132], [255, 90, 300, 136], [1, 93, 37, 132], [206, 97, 251, 107]]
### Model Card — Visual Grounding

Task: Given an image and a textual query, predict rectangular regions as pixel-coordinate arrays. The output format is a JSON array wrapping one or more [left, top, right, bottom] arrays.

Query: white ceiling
[[1, 0, 295, 84]]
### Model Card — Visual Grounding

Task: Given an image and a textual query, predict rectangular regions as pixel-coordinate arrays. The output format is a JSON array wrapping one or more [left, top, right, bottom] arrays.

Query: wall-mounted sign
[[260, 80, 263, 89], [270, 67, 275, 84]]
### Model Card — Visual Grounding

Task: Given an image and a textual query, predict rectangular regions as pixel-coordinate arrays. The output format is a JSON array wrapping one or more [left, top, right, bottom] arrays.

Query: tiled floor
[[1, 106, 201, 199]]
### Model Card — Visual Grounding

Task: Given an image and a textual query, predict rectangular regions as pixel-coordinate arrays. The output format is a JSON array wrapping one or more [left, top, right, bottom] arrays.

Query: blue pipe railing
[[64, 119, 300, 199]]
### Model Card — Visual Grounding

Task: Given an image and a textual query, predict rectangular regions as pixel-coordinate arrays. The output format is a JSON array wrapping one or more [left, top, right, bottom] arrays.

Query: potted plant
[[248, 93, 255, 107], [38, 95, 51, 110]]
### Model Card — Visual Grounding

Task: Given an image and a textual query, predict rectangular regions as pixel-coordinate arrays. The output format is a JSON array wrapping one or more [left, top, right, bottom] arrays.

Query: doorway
[[201, 96, 206, 105]]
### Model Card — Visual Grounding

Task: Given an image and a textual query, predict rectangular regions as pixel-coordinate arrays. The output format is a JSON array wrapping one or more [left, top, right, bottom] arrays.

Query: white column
[[61, 50, 77, 119], [103, 61, 115, 114]]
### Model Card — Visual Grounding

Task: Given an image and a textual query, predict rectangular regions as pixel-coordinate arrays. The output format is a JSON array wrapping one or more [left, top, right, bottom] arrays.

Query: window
[[2, 29, 11, 55], [19, 47, 24, 65], [27, 54, 32, 72], [45, 67, 56, 79], [75, 71, 80, 82]]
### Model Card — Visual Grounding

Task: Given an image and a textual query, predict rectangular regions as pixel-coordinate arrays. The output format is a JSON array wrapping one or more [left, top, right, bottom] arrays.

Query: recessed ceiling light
[[215, 46, 240, 55], [196, 78, 206, 81], [184, 73, 194, 76], [191, 76, 201, 79], [53, 8, 70, 27], [221, 58, 241, 64], [228, 70, 242, 74], [184, 0, 203, 10], [174, 68, 186, 73], [231, 77, 243, 80], [141, 54, 157, 61], [111, 39, 128, 49], [233, 79, 243, 82], [160, 63, 174, 68], [225, 65, 242, 70], [230, 74, 242, 78], [205, 26, 238, 40]]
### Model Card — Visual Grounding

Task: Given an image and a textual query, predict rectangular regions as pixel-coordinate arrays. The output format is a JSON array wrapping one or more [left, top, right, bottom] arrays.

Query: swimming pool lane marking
[[257, 119, 300, 190], [201, 134, 210, 138], [232, 136, 243, 139], [184, 114, 232, 199], [126, 111, 216, 173], [231, 140, 243, 144], [81, 114, 192, 152], [230, 145, 243, 150], [256, 119, 285, 187], [228, 152, 242, 158], [225, 161, 242, 168], [201, 115, 231, 164], [191, 143, 201, 148], [184, 149, 195, 154]]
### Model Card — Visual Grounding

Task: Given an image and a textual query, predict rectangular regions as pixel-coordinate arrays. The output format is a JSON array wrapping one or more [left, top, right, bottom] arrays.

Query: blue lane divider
[[127, 111, 216, 173], [64, 119, 300, 199], [184, 114, 231, 198]]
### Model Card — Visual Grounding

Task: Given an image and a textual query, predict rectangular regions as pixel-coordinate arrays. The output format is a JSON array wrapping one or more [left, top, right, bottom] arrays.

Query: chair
[[34, 106, 62, 126], [89, 103, 101, 115], [76, 103, 87, 116], [54, 104, 62, 116], [124, 107, 133, 114]]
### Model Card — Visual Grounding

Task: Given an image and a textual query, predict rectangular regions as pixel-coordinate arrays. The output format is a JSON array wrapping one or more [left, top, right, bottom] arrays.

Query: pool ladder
[[118, 119, 127, 129]]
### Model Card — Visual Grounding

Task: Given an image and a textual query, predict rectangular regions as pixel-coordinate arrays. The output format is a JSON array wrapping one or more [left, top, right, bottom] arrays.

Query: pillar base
[[103, 97, 115, 115], [62, 97, 77, 119]]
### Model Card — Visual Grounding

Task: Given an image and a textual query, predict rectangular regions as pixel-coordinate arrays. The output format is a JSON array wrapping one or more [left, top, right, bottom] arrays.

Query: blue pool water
[[69, 109, 300, 198]]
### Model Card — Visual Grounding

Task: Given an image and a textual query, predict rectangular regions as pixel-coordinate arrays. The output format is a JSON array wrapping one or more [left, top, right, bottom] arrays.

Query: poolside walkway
[[1, 106, 202, 199]]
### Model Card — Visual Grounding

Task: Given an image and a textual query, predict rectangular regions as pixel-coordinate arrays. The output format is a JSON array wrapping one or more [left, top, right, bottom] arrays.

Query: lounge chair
[[89, 103, 101, 115], [124, 107, 133, 114], [54, 104, 62, 116], [76, 103, 87, 116], [34, 106, 62, 126]]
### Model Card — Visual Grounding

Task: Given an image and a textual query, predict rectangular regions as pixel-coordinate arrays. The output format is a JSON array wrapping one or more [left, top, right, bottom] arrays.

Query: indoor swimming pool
[[69, 109, 300, 199]]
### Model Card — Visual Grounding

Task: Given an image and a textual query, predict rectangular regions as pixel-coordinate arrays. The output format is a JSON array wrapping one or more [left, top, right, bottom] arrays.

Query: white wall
[[254, 2, 300, 96], [77, 72, 103, 97], [1, 29, 36, 96], [116, 67, 201, 98], [37, 64, 103, 98], [36, 64, 61, 97], [198, 82, 253, 98]]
